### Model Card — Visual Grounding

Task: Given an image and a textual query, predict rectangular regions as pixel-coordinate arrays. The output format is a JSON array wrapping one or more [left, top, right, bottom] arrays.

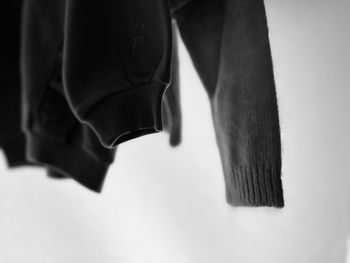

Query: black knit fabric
[[174, 0, 284, 207], [20, 0, 182, 191]]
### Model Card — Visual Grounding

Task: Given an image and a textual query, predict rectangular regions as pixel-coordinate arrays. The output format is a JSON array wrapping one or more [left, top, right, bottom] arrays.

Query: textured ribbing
[[225, 163, 284, 208]]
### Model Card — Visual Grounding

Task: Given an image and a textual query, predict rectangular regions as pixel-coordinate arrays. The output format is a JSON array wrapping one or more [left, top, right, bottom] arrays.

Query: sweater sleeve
[[175, 0, 284, 207], [63, 0, 172, 149]]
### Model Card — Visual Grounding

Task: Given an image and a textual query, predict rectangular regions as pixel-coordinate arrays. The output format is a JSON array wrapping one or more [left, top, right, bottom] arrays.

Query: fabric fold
[[27, 132, 110, 192], [85, 82, 168, 148], [0, 0, 31, 168], [20, 0, 116, 191], [63, 0, 173, 148]]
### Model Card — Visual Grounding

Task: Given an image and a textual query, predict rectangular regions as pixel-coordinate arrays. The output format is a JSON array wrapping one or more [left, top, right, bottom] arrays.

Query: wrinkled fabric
[[16, 0, 283, 207], [20, 0, 181, 191], [21, 0, 116, 191], [63, 0, 173, 148], [0, 1, 70, 180]]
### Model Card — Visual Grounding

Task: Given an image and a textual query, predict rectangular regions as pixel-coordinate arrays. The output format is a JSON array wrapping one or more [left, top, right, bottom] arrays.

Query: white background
[[1, 0, 350, 262]]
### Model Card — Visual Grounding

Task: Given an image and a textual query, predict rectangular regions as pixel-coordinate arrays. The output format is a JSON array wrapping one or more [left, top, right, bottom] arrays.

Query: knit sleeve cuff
[[84, 82, 168, 149], [225, 163, 284, 208]]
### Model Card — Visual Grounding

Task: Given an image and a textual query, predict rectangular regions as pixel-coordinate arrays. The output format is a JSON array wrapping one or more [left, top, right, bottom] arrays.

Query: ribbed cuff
[[85, 82, 168, 149], [1, 133, 35, 168], [225, 163, 284, 208], [26, 132, 111, 192]]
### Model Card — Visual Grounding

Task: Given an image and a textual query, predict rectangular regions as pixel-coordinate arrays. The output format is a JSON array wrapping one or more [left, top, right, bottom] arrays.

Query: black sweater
[[20, 0, 283, 207], [62, 0, 284, 207], [174, 0, 284, 207], [21, 0, 116, 191], [20, 0, 181, 191], [63, 0, 173, 148]]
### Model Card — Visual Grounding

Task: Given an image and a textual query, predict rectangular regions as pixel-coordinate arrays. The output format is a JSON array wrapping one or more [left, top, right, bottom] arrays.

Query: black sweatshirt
[[61, 0, 284, 207], [0, 0, 77, 180], [63, 0, 173, 148], [19, 0, 283, 207], [20, 0, 181, 191]]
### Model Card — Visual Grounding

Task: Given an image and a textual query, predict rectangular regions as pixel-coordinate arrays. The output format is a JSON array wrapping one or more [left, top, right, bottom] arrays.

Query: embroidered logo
[[119, 21, 156, 60]]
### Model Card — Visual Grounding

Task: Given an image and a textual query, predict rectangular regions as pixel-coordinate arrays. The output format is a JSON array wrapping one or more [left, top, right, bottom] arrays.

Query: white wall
[[1, 0, 350, 262]]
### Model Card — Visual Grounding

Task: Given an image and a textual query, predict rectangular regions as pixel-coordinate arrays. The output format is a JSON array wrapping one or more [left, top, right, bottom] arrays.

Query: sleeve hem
[[84, 82, 169, 149], [225, 163, 284, 208]]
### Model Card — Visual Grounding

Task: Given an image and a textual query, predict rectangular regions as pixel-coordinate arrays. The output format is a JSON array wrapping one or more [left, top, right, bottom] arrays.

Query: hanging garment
[[0, 0, 75, 180], [20, 0, 284, 207], [61, 0, 284, 207], [20, 0, 181, 191], [21, 0, 116, 191], [0, 0, 30, 167], [59, 0, 283, 207], [63, 0, 173, 148], [173, 0, 284, 207]]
